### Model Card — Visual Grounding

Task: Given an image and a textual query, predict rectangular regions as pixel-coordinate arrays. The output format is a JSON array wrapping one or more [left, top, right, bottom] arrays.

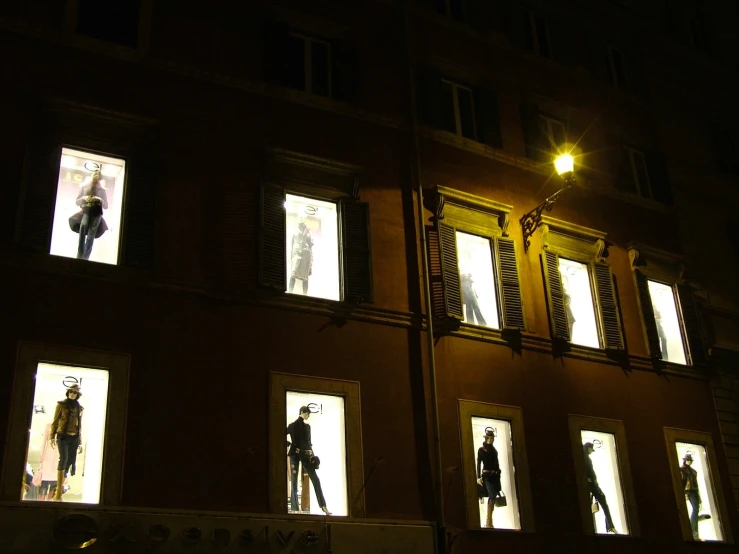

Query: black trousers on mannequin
[[289, 454, 326, 511], [288, 277, 309, 295], [56, 434, 80, 475], [686, 490, 700, 538], [589, 482, 615, 531], [77, 213, 101, 260]]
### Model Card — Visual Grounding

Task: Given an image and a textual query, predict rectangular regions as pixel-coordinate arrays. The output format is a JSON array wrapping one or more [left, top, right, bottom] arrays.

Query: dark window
[[311, 41, 330, 97], [456, 87, 476, 140], [625, 147, 652, 199], [286, 34, 307, 91], [524, 12, 553, 59], [76, 0, 141, 48], [607, 47, 629, 91]]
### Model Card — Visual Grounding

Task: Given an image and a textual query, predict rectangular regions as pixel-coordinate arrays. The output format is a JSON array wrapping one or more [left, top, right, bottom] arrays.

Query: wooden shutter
[[262, 20, 292, 86], [646, 150, 673, 206], [427, 223, 463, 323], [676, 284, 707, 366], [331, 39, 358, 104], [541, 249, 570, 340], [635, 270, 662, 359], [495, 237, 525, 330], [418, 68, 446, 131], [593, 262, 624, 350], [473, 87, 503, 149], [259, 183, 286, 290], [341, 199, 373, 303], [121, 156, 157, 268], [16, 138, 60, 252]]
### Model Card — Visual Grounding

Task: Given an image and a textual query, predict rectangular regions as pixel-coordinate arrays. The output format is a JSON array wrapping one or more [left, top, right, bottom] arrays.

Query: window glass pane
[[456, 87, 476, 140], [286, 34, 306, 91], [311, 41, 330, 97], [76, 0, 141, 48], [631, 150, 651, 198], [647, 281, 687, 365], [609, 49, 628, 90], [471, 417, 521, 530], [50, 148, 125, 265], [675, 443, 724, 541], [549, 119, 566, 149], [581, 431, 629, 535], [22, 364, 109, 504], [456, 232, 499, 328], [286, 392, 347, 516], [534, 15, 552, 58], [440, 81, 456, 134], [285, 194, 340, 301], [559, 258, 600, 348]]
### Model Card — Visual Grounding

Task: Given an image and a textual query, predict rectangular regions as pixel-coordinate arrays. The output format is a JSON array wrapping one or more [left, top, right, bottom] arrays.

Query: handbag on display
[[477, 482, 488, 499], [494, 492, 507, 508], [591, 499, 600, 513]]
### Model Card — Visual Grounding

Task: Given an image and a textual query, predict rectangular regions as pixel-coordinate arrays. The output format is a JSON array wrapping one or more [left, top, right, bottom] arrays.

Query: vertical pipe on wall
[[401, 0, 446, 541]]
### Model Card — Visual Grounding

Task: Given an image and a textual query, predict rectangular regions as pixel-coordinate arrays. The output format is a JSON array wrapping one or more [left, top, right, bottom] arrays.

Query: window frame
[[663, 427, 734, 543], [269, 372, 365, 517], [526, 10, 553, 59], [0, 341, 130, 505], [540, 217, 623, 350], [568, 415, 640, 536], [459, 400, 535, 532], [441, 79, 477, 141], [289, 32, 333, 97], [628, 243, 706, 366], [606, 45, 629, 91], [63, 0, 154, 55], [538, 114, 567, 152]]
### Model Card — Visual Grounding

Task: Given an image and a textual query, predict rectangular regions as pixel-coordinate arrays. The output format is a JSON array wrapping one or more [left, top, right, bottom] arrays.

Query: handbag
[[591, 499, 600, 513], [494, 492, 507, 508], [477, 483, 488, 499]]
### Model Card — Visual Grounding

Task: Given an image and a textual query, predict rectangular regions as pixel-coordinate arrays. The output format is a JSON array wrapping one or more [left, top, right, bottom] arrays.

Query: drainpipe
[[401, 0, 446, 547]]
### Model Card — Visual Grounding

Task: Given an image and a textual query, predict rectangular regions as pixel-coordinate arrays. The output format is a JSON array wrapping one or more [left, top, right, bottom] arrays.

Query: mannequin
[[286, 406, 330, 515], [49, 384, 84, 501], [461, 271, 487, 326], [583, 442, 617, 533], [680, 453, 711, 540], [68, 168, 109, 260], [654, 308, 668, 357], [561, 272, 576, 339], [477, 429, 501, 528], [289, 218, 314, 295]]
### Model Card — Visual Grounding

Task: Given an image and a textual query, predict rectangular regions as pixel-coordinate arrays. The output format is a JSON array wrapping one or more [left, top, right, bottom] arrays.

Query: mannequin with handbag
[[286, 406, 330, 515], [583, 442, 617, 533], [477, 428, 503, 528]]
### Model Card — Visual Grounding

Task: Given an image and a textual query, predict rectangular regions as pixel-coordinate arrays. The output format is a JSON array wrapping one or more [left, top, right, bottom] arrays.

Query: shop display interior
[[559, 258, 600, 348], [471, 416, 520, 530], [285, 194, 340, 301], [285, 391, 347, 516], [674, 442, 724, 541], [456, 231, 500, 328], [580, 431, 629, 535], [49, 147, 126, 265], [648, 280, 687, 364], [22, 363, 109, 504]]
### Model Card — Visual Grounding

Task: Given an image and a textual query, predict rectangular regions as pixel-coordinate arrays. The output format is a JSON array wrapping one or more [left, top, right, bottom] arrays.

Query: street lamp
[[520, 153, 576, 252]]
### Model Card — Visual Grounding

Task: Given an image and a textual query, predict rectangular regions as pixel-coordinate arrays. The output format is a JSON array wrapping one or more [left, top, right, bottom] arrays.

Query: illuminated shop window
[[647, 280, 687, 365], [285, 391, 347, 516], [21, 364, 109, 504], [285, 194, 340, 301], [470, 417, 520, 530], [559, 258, 600, 348], [674, 443, 724, 541], [580, 431, 629, 535], [49, 148, 126, 265], [456, 231, 499, 329]]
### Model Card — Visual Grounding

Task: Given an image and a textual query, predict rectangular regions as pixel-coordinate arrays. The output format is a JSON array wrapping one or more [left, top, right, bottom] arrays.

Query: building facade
[[1, 0, 738, 552]]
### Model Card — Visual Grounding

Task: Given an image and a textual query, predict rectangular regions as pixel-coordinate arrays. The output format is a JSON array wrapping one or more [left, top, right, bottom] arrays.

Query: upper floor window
[[646, 280, 687, 365], [612, 143, 673, 205], [456, 231, 499, 328], [624, 147, 652, 199], [607, 46, 629, 91], [75, 0, 141, 48], [419, 69, 503, 149], [539, 114, 566, 152], [525, 11, 553, 59], [520, 104, 568, 164], [714, 128, 739, 177], [441, 80, 477, 140], [286, 33, 331, 97], [50, 148, 126, 265]]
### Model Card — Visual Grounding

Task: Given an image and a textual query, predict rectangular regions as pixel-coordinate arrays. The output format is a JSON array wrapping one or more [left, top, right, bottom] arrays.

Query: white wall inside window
[[559, 258, 599, 348], [470, 417, 520, 530], [456, 232, 499, 329], [647, 280, 687, 364], [581, 431, 629, 535], [674, 442, 724, 541], [285, 194, 340, 301], [49, 148, 125, 265], [286, 391, 347, 516], [23, 364, 109, 504]]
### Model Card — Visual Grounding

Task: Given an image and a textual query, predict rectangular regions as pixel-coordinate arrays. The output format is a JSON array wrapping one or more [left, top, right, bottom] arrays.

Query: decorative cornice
[[627, 242, 685, 283], [541, 216, 608, 261]]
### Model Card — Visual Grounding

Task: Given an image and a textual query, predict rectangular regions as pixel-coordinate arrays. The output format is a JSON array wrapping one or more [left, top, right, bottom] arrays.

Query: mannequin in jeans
[[583, 442, 617, 533], [69, 168, 109, 260], [286, 406, 330, 515], [49, 384, 84, 501], [680, 453, 711, 540]]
